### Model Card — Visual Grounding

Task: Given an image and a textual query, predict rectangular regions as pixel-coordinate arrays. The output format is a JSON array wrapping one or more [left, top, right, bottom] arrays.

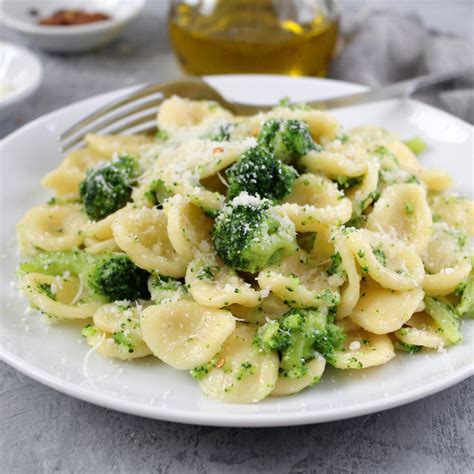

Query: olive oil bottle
[[168, 0, 339, 77]]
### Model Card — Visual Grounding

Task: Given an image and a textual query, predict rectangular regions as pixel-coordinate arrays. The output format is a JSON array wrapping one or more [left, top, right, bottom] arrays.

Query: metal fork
[[60, 67, 473, 153]]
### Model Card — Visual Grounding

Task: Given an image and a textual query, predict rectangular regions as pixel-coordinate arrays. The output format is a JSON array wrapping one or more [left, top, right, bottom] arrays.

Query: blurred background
[[0, 0, 473, 136]]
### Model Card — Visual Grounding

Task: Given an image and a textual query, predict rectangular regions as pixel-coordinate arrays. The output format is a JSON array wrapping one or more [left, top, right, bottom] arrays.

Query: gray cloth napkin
[[330, 10, 474, 123]]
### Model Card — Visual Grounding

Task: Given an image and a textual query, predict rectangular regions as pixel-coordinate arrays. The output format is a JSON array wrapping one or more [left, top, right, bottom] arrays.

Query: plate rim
[[1, 345, 472, 427], [1, 74, 473, 427]]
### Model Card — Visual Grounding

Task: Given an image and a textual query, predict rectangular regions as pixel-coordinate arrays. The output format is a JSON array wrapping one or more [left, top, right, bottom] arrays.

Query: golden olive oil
[[168, 0, 339, 77]]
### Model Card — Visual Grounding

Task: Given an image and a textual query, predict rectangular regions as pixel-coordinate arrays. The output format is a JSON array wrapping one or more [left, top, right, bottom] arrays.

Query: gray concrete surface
[[1, 1, 473, 473]]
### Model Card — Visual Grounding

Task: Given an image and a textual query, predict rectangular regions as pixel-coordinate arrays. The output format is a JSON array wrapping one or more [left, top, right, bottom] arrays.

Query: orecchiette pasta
[[21, 273, 101, 320], [300, 148, 366, 178], [83, 329, 151, 360], [84, 302, 152, 360], [334, 234, 361, 319], [271, 355, 326, 396], [350, 278, 424, 334], [112, 206, 188, 277], [429, 194, 474, 236], [197, 324, 279, 403], [422, 222, 472, 296], [257, 250, 340, 308], [42, 147, 107, 197], [332, 330, 395, 369], [164, 197, 214, 261], [228, 293, 289, 326], [16, 95, 473, 404], [133, 159, 225, 213], [367, 183, 433, 254], [140, 301, 236, 370], [157, 95, 234, 134], [345, 229, 425, 291], [17, 204, 87, 254], [300, 225, 334, 264], [83, 209, 121, 255], [85, 133, 156, 157], [186, 253, 266, 308], [394, 312, 449, 349], [279, 174, 352, 230]]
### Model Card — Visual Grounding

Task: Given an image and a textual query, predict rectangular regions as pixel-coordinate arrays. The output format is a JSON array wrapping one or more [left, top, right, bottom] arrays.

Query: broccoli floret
[[81, 324, 97, 338], [457, 271, 473, 317], [112, 331, 136, 353], [226, 146, 297, 202], [190, 357, 218, 380], [404, 136, 427, 155], [208, 123, 236, 142], [257, 118, 317, 162], [254, 319, 289, 351], [79, 155, 140, 220], [147, 272, 187, 304], [394, 340, 422, 354], [212, 193, 297, 273], [424, 297, 461, 344], [335, 175, 362, 190], [143, 178, 172, 208], [327, 253, 346, 279], [37, 282, 57, 300], [254, 307, 346, 378], [155, 128, 169, 141], [20, 250, 149, 302]]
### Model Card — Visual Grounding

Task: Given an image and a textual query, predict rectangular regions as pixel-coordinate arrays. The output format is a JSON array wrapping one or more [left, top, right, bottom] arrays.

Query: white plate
[[0, 75, 473, 427], [0, 41, 42, 110], [0, 0, 145, 52]]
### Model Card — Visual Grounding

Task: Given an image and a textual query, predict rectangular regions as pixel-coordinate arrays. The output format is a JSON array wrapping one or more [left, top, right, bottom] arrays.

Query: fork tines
[[59, 83, 166, 153]]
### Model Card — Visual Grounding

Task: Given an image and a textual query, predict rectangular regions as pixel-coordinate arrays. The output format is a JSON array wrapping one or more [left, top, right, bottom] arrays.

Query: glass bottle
[[168, 0, 340, 77]]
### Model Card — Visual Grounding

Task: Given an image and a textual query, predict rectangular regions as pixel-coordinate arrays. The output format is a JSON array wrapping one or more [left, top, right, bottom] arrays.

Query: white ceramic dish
[[0, 0, 146, 52], [0, 75, 472, 427], [0, 41, 42, 111]]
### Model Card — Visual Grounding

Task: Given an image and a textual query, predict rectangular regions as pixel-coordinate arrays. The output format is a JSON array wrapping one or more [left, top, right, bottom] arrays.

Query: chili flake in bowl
[[0, 0, 146, 52], [37, 9, 110, 26]]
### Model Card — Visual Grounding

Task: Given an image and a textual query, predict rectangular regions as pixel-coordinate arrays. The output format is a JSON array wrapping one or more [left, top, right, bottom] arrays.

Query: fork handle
[[230, 66, 474, 113]]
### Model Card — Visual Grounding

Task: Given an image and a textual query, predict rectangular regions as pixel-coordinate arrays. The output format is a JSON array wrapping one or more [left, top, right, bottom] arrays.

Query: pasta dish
[[16, 96, 473, 403]]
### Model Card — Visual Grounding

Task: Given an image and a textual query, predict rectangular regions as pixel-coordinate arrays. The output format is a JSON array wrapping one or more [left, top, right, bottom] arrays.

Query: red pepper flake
[[215, 356, 225, 368], [38, 10, 110, 26], [213, 147, 224, 154]]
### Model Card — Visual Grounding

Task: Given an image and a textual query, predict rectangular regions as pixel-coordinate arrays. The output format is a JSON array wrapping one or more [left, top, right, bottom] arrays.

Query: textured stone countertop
[[1, 2, 472, 473]]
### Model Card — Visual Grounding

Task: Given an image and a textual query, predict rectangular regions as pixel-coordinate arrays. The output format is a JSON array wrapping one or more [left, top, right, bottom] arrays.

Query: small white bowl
[[0, 0, 146, 53], [0, 41, 43, 111]]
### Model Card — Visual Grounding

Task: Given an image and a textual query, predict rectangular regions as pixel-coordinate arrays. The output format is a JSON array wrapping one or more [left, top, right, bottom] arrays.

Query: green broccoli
[[394, 340, 422, 354], [19, 250, 149, 302], [208, 123, 236, 142], [254, 307, 346, 378], [143, 178, 172, 208], [424, 296, 461, 344], [147, 272, 188, 304], [81, 324, 97, 338], [79, 154, 140, 220], [404, 136, 427, 155], [456, 271, 473, 317], [327, 253, 347, 279], [190, 357, 218, 380], [37, 282, 57, 300], [112, 331, 136, 353], [212, 193, 297, 273], [226, 146, 297, 202], [335, 175, 362, 190], [257, 118, 317, 163]]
